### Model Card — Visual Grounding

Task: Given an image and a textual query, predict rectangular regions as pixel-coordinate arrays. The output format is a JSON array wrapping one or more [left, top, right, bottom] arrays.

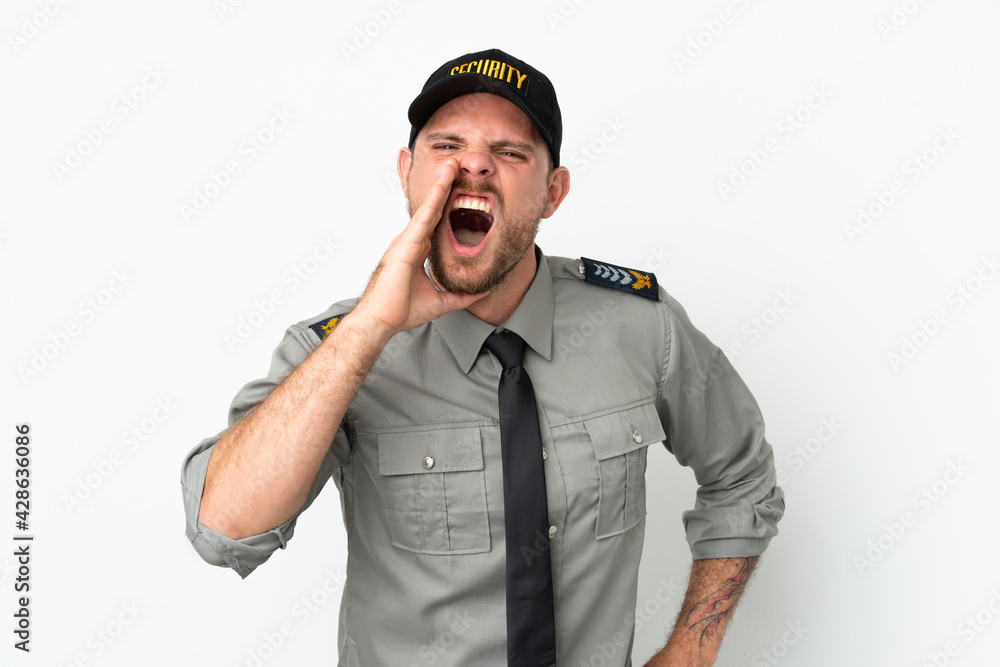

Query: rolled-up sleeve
[[180, 324, 351, 578], [655, 292, 785, 560]]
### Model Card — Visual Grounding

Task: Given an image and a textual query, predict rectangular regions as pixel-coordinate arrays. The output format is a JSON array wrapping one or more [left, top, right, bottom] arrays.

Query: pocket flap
[[585, 402, 665, 461], [378, 427, 484, 475]]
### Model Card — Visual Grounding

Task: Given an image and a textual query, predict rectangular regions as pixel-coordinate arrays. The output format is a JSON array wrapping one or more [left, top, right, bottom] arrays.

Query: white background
[[2, 1, 999, 665]]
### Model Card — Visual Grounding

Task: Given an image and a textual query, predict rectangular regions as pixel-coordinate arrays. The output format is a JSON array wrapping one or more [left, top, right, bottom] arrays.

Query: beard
[[408, 174, 548, 295]]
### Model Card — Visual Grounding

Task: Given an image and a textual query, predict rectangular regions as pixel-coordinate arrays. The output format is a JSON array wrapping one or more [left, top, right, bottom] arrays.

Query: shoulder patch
[[309, 313, 346, 340], [580, 257, 658, 300]]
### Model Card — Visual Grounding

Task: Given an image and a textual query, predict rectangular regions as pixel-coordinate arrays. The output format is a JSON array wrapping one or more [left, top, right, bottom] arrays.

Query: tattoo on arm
[[683, 556, 759, 646]]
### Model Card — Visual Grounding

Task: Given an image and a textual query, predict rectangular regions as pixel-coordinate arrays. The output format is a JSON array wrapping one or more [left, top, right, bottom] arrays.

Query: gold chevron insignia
[[629, 270, 652, 291]]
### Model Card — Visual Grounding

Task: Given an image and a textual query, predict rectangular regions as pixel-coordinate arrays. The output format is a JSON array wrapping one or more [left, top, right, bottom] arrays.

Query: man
[[181, 48, 784, 667]]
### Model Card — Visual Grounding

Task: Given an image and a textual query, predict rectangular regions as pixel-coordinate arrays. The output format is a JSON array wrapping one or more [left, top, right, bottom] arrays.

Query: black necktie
[[483, 330, 557, 667]]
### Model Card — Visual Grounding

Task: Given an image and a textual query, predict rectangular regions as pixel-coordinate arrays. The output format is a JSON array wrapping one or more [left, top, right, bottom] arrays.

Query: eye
[[433, 144, 458, 151]]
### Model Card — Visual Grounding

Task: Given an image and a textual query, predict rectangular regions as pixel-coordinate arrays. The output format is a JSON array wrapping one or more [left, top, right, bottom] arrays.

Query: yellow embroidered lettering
[[487, 60, 502, 78], [516, 72, 528, 89], [450, 66, 460, 76]]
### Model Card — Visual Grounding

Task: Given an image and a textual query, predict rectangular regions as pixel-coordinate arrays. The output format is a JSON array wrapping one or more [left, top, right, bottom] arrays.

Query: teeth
[[452, 197, 492, 214]]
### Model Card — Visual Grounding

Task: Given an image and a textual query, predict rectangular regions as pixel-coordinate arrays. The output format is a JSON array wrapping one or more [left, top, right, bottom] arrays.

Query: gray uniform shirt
[[180, 248, 784, 667]]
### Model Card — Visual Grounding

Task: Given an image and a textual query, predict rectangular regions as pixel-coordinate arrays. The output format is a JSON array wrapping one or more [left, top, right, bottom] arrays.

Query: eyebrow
[[424, 133, 537, 155]]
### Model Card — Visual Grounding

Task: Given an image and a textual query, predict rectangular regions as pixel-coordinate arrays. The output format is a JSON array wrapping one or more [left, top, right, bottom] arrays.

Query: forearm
[[195, 157, 478, 542], [646, 556, 759, 667], [198, 315, 389, 538]]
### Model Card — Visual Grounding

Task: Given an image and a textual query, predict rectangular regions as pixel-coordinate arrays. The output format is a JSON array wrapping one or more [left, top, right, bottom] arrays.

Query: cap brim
[[407, 77, 553, 150]]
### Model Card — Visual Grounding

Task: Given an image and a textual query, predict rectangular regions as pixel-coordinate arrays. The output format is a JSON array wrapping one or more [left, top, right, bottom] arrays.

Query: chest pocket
[[377, 427, 490, 555], [584, 402, 665, 539]]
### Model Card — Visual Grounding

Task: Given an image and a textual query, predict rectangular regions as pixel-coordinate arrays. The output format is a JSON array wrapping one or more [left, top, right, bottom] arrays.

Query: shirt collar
[[432, 246, 555, 374]]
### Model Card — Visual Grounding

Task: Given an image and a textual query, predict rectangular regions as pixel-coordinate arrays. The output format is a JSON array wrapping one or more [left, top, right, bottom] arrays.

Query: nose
[[458, 147, 494, 179]]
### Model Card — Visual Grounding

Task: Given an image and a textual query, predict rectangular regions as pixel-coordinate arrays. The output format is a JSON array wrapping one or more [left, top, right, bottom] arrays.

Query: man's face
[[400, 93, 565, 295]]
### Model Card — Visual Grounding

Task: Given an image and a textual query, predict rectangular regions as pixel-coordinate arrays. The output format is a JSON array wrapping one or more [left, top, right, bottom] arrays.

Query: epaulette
[[580, 257, 659, 300], [308, 313, 347, 340]]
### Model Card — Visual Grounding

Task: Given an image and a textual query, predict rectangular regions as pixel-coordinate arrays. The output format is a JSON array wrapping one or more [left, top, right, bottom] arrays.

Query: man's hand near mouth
[[351, 157, 487, 342]]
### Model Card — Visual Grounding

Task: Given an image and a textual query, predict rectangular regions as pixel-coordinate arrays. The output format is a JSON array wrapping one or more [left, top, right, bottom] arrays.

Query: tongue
[[454, 228, 487, 246], [451, 209, 492, 247]]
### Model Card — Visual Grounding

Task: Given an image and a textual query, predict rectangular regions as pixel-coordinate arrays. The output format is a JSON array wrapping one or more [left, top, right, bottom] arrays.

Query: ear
[[397, 147, 413, 193], [541, 166, 571, 219]]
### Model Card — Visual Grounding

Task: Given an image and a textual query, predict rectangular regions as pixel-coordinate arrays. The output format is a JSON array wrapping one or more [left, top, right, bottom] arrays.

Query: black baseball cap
[[407, 48, 562, 167]]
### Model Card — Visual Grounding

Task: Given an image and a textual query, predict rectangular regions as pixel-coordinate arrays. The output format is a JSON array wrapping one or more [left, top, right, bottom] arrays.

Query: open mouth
[[449, 196, 494, 248]]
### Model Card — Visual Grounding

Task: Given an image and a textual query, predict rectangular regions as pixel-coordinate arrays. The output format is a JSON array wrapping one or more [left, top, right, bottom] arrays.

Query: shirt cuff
[[180, 436, 297, 578], [682, 484, 786, 560]]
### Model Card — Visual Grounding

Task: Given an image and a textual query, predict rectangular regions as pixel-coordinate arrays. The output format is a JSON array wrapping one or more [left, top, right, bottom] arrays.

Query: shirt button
[[541, 447, 548, 460], [548, 525, 558, 539], [632, 430, 643, 444], [422, 456, 435, 470]]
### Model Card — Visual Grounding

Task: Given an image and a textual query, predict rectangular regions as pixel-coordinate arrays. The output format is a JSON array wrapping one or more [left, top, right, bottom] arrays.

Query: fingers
[[407, 159, 458, 237], [432, 287, 488, 318]]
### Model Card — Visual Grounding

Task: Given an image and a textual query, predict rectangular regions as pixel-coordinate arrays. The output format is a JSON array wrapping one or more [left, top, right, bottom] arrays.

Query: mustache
[[451, 175, 504, 212]]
